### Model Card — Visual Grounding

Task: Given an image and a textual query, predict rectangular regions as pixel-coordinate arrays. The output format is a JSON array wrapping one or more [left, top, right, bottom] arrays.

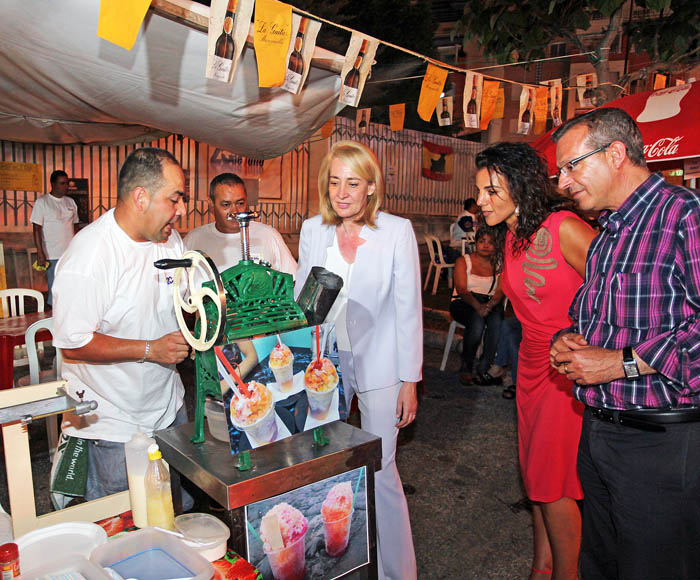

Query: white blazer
[[295, 212, 423, 392]]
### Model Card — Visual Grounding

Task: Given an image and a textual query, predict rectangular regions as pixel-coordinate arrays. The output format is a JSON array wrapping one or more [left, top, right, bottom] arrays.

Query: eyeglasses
[[556, 144, 611, 178]]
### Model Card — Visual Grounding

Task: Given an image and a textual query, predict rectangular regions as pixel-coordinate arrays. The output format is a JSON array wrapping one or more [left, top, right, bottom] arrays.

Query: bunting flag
[[206, 0, 254, 83], [389, 103, 405, 131], [534, 87, 549, 135], [436, 97, 453, 126], [321, 118, 335, 139], [577, 73, 597, 108], [417, 64, 448, 122], [339, 34, 379, 107], [463, 72, 483, 129], [517, 87, 534, 135], [544, 79, 563, 127], [422, 141, 453, 181], [97, 0, 151, 50], [479, 80, 500, 130], [281, 14, 321, 94], [653, 73, 668, 90], [356, 108, 371, 133], [495, 88, 505, 119], [254, 0, 293, 87]]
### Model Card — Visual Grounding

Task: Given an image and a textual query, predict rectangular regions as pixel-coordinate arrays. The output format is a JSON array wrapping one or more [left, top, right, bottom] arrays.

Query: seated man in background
[[185, 173, 297, 275], [450, 198, 479, 257]]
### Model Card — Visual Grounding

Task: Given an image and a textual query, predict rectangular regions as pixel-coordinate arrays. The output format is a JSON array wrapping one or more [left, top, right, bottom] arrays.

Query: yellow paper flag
[[97, 0, 152, 50], [254, 0, 292, 87], [389, 104, 405, 131], [321, 118, 335, 139], [494, 88, 505, 119], [534, 87, 549, 135], [417, 64, 448, 122], [479, 81, 500, 130]]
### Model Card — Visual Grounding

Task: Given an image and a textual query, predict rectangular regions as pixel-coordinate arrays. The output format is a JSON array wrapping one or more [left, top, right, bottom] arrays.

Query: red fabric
[[533, 82, 700, 177], [501, 211, 586, 502]]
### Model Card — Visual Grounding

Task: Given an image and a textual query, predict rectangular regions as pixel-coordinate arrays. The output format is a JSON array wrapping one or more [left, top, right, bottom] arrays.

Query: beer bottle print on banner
[[465, 76, 478, 128], [519, 90, 532, 134], [341, 39, 369, 106], [582, 75, 593, 107], [283, 17, 308, 93], [439, 98, 451, 125], [212, 0, 238, 82], [552, 86, 562, 126]]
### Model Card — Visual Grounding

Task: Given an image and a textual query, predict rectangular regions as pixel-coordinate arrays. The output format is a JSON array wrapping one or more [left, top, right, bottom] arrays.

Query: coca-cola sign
[[643, 136, 683, 159]]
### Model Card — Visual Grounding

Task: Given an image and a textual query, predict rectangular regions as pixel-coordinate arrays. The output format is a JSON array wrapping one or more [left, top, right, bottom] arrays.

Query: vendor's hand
[[553, 345, 623, 385], [476, 304, 490, 318], [396, 381, 418, 428], [549, 332, 588, 373], [149, 331, 190, 365], [37, 250, 47, 266]]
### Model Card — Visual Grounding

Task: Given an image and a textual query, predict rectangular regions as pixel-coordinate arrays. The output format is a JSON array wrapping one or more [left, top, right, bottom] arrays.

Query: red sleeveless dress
[[501, 211, 587, 502]]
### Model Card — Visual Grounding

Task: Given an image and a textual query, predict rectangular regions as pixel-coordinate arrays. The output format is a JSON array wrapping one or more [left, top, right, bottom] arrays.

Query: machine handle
[[154, 258, 193, 269]]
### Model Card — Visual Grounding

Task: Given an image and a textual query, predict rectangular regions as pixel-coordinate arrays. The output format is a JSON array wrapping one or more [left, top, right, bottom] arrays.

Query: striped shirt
[[570, 173, 700, 410]]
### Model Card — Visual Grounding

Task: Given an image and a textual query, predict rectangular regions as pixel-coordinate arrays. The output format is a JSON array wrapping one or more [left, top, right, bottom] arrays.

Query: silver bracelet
[[139, 340, 150, 363]]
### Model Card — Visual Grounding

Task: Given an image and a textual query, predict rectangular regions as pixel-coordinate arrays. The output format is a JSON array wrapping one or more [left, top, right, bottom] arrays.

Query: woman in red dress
[[475, 143, 596, 579]]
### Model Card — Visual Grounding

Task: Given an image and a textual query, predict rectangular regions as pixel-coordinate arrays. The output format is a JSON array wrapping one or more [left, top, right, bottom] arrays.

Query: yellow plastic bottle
[[145, 444, 175, 531]]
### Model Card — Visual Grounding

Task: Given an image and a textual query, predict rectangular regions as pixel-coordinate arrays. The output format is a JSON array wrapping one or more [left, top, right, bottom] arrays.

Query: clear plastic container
[[174, 513, 230, 562], [145, 444, 175, 531], [18, 556, 110, 580], [204, 398, 230, 442], [89, 528, 213, 580], [125, 431, 156, 529]]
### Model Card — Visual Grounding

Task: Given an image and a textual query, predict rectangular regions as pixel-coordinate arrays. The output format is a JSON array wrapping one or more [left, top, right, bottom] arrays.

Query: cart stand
[[155, 420, 382, 579]]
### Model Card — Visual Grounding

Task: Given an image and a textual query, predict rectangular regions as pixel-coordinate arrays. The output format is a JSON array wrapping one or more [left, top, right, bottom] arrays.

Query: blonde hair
[[318, 140, 384, 227]]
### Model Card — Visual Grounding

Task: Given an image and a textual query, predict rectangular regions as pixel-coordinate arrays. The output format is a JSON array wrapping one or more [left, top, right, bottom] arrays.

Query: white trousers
[[340, 351, 418, 580]]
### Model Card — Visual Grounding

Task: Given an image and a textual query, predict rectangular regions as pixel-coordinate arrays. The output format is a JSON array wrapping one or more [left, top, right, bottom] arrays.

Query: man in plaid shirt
[[549, 107, 700, 580]]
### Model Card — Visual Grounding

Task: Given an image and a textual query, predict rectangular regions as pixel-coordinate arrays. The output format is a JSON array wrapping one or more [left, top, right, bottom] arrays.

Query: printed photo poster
[[206, 0, 255, 83], [339, 34, 379, 107], [356, 108, 371, 133], [221, 323, 348, 454], [518, 87, 535, 135], [246, 467, 369, 580], [436, 96, 453, 126], [577, 73, 597, 108], [281, 15, 322, 94], [463, 72, 483, 129], [545, 79, 563, 127], [422, 140, 454, 181]]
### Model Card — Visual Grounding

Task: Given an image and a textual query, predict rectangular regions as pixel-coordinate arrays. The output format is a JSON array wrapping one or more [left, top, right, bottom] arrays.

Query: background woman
[[295, 140, 421, 580], [475, 142, 595, 580], [449, 228, 504, 385]]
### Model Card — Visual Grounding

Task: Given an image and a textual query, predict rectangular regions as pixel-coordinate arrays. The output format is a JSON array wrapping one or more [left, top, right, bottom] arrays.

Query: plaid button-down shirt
[[569, 173, 700, 410]]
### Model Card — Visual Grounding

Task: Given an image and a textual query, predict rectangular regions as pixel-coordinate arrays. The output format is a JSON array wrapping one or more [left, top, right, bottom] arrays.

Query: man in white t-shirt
[[30, 170, 79, 306], [184, 173, 297, 276], [52, 148, 191, 501]]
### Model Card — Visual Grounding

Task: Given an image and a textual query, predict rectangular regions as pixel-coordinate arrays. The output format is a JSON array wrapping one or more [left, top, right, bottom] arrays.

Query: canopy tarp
[[0, 0, 345, 158]]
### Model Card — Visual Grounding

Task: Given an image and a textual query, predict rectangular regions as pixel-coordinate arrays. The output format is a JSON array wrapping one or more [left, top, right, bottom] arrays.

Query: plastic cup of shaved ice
[[260, 503, 308, 580], [230, 381, 278, 444], [269, 343, 295, 393], [321, 481, 354, 557], [304, 358, 339, 420]]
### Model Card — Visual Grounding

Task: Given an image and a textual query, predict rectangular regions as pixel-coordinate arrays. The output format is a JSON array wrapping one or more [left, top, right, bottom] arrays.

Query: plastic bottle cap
[[147, 443, 162, 460], [0, 542, 18, 560]]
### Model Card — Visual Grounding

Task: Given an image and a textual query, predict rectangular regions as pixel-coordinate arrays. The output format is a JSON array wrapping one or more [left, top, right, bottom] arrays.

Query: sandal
[[501, 385, 516, 399], [475, 371, 503, 386]]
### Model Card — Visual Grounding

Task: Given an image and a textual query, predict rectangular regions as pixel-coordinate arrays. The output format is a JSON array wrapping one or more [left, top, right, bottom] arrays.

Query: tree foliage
[[454, 0, 699, 103]]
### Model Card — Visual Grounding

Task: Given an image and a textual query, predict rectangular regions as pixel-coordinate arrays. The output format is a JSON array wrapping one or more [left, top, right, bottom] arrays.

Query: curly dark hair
[[475, 142, 576, 269]]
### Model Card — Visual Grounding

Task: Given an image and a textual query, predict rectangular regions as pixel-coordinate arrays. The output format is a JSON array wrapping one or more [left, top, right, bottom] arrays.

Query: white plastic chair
[[423, 234, 455, 295], [0, 288, 44, 318], [0, 288, 45, 367], [461, 231, 476, 255], [18, 317, 62, 459], [440, 319, 465, 371]]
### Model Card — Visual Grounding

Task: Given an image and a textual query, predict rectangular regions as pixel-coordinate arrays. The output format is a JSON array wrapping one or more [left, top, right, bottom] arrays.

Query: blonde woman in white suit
[[295, 140, 422, 580]]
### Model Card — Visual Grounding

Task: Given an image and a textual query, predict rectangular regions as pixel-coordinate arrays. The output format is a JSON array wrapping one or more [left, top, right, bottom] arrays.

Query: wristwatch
[[622, 346, 640, 379]]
